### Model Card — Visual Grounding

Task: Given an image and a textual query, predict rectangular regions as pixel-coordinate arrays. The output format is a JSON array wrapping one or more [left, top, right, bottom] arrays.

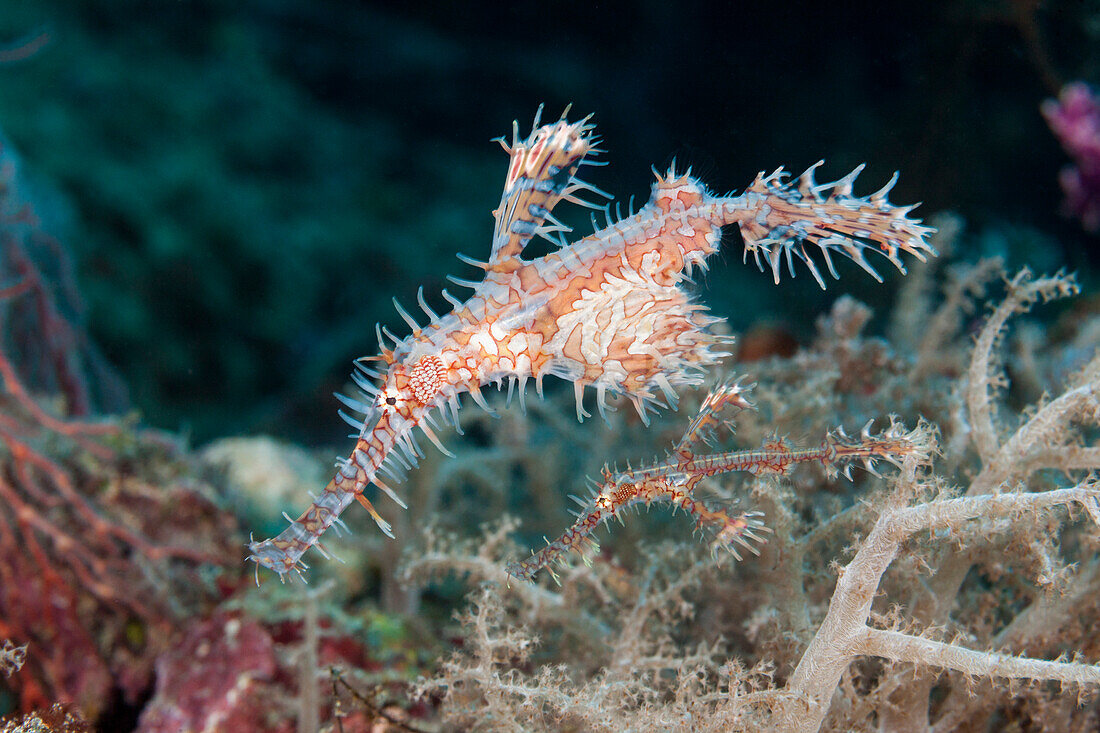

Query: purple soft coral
[[1042, 82, 1100, 232]]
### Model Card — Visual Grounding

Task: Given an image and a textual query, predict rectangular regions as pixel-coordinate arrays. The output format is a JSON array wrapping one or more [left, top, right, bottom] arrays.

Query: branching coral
[[779, 474, 1100, 732], [408, 256, 1100, 732], [414, 547, 763, 731]]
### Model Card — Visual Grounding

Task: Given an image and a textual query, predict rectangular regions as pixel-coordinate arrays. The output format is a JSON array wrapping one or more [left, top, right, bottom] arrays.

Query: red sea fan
[[0, 133, 241, 720]]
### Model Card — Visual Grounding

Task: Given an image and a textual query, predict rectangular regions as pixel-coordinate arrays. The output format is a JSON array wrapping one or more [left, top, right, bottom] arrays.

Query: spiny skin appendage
[[248, 108, 935, 581]]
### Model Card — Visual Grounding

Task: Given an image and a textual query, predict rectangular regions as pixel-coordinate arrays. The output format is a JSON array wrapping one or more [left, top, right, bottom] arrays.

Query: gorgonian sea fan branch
[[247, 107, 935, 582]]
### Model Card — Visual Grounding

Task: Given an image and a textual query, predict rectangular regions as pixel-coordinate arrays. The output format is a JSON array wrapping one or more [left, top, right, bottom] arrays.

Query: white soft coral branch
[[965, 268, 1081, 467], [853, 627, 1098, 688], [777, 477, 1100, 733]]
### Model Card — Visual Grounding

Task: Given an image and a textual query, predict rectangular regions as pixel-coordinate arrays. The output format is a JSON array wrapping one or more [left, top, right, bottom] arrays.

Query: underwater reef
[[405, 251, 1100, 731], [1, 3, 1100, 732], [5, 115, 1100, 729]]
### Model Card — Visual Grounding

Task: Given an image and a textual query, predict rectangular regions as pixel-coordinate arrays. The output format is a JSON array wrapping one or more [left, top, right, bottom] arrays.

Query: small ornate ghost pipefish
[[505, 380, 935, 583], [247, 106, 935, 582]]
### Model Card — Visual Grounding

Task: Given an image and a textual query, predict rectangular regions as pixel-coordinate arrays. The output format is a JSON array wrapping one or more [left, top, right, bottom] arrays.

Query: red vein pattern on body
[[247, 108, 935, 582]]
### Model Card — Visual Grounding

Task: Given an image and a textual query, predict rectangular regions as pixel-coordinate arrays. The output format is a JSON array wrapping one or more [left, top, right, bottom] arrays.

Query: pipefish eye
[[376, 387, 403, 411]]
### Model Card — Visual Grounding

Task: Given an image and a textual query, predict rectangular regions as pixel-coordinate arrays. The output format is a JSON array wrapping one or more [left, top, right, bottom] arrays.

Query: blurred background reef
[[0, 0, 1095, 445]]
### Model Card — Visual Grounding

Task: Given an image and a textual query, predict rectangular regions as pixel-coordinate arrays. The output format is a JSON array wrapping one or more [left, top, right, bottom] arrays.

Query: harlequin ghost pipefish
[[247, 107, 935, 582]]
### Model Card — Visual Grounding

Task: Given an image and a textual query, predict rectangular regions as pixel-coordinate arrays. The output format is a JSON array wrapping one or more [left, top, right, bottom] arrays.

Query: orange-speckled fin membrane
[[247, 107, 935, 582]]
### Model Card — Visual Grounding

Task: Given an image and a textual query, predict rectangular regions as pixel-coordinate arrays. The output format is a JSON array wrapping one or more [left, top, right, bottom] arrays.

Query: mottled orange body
[[248, 108, 934, 581]]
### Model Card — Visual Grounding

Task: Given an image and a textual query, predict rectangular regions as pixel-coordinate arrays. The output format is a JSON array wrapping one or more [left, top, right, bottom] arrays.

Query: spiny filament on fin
[[246, 107, 936, 583], [505, 382, 934, 583]]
